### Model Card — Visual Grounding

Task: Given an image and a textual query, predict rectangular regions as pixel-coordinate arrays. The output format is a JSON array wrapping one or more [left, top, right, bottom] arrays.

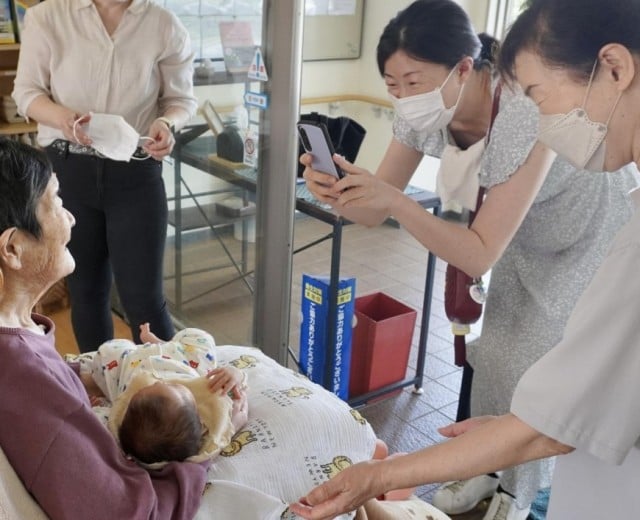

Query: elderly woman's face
[[24, 174, 76, 284]]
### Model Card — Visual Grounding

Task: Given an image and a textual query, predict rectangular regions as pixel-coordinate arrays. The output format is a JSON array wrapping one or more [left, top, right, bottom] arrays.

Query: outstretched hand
[[289, 460, 386, 520], [438, 415, 497, 438]]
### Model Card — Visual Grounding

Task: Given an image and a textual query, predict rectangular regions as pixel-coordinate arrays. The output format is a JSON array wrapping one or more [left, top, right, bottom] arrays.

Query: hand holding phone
[[297, 121, 345, 179]]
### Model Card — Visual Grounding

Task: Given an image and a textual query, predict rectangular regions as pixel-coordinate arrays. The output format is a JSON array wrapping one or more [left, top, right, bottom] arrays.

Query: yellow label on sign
[[304, 283, 323, 304], [337, 286, 353, 305]]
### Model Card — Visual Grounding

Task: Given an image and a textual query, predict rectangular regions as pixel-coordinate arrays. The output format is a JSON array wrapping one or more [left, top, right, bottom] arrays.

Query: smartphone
[[297, 121, 344, 179]]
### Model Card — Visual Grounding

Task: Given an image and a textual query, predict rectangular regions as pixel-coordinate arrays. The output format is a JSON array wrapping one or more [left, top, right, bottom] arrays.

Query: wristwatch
[[156, 116, 175, 133]]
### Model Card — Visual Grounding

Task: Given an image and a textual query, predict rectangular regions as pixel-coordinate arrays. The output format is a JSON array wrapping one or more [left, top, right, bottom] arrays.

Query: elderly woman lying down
[[0, 139, 449, 520]]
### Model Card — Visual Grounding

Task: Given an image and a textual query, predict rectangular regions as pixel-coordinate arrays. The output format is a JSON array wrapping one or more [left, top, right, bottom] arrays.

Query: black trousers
[[456, 361, 474, 422], [46, 146, 174, 352]]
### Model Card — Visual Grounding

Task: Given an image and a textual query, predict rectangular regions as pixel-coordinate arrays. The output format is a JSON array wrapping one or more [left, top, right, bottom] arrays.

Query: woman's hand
[[302, 153, 402, 215], [61, 111, 91, 146], [301, 152, 342, 204], [438, 416, 497, 438], [330, 155, 403, 214], [290, 460, 387, 520], [207, 366, 245, 395], [22, 96, 93, 145], [143, 118, 176, 161]]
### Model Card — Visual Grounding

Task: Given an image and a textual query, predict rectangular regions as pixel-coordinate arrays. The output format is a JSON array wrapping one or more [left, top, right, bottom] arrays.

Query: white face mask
[[74, 113, 151, 162], [537, 60, 621, 172], [389, 65, 464, 133]]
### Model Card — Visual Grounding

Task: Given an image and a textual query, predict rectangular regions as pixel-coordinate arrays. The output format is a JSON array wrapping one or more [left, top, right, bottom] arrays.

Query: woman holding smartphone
[[300, 0, 637, 518]]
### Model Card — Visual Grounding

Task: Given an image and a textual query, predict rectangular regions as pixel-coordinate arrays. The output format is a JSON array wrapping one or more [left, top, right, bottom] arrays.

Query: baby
[[82, 324, 248, 466]]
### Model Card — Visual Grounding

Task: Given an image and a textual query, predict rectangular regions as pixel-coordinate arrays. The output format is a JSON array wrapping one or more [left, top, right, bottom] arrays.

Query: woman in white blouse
[[13, 0, 197, 352]]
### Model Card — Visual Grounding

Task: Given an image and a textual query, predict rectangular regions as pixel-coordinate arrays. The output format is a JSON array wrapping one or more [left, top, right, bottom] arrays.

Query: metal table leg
[[413, 205, 440, 393], [323, 220, 343, 393]]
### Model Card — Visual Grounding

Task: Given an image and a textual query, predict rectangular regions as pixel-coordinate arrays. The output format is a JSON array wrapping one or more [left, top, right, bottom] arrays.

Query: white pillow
[[54, 344, 378, 519], [207, 345, 378, 503]]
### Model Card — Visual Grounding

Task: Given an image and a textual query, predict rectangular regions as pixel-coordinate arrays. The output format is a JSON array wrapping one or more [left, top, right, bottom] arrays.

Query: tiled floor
[[163, 210, 489, 518]]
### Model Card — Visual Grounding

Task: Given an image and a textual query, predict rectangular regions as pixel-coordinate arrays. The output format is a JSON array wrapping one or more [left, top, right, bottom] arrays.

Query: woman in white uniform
[[290, 0, 640, 518]]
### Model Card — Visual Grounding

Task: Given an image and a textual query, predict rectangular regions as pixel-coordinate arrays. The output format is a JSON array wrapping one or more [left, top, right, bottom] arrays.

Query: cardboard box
[[299, 274, 355, 400]]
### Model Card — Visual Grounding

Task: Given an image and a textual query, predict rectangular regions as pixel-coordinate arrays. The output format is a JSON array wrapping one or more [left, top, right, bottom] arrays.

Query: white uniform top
[[511, 188, 640, 518]]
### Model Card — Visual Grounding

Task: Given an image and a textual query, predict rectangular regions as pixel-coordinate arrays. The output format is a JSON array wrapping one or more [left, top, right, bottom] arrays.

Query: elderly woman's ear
[[0, 227, 22, 275]]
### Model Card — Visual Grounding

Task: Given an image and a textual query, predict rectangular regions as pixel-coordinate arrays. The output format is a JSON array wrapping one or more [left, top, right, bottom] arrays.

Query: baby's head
[[119, 381, 204, 464]]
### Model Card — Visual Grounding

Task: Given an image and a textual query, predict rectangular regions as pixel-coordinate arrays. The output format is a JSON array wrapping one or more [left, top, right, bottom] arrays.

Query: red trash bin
[[349, 292, 417, 399]]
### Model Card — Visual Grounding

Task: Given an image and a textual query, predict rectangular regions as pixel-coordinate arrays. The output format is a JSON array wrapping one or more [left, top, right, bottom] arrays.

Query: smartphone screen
[[297, 122, 344, 179]]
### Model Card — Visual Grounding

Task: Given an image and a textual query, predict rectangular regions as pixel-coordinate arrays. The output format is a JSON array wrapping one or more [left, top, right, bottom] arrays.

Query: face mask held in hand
[[73, 113, 153, 162]]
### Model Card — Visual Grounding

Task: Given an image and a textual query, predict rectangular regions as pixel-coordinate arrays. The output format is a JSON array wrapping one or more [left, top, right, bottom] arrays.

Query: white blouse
[[12, 0, 197, 146]]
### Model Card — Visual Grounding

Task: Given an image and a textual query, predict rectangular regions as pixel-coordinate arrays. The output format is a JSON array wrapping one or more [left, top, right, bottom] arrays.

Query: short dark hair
[[376, 0, 499, 76], [0, 138, 52, 239], [500, 0, 640, 83], [119, 391, 203, 464]]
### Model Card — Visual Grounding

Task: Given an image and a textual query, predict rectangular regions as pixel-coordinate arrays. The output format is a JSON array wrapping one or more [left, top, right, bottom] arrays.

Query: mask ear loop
[[581, 60, 600, 108], [440, 61, 466, 111], [604, 91, 623, 126], [132, 136, 155, 161], [582, 58, 624, 126], [72, 114, 109, 157], [72, 117, 85, 145]]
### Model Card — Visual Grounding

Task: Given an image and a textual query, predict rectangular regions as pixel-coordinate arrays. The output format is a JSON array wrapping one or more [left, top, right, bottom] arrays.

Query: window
[[506, 0, 529, 25], [157, 0, 263, 61], [486, 0, 529, 39]]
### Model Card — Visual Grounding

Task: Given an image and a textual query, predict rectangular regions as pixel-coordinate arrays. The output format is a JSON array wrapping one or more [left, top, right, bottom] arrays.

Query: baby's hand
[[89, 395, 110, 407], [231, 388, 249, 431], [206, 366, 245, 395], [80, 372, 106, 404]]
